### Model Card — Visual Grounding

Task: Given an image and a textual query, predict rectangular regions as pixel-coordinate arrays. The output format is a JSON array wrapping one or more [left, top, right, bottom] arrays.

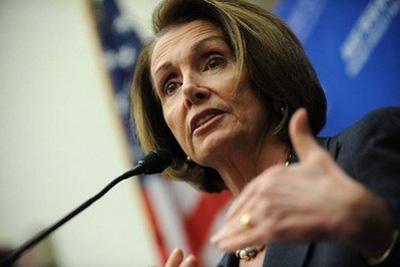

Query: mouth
[[190, 109, 225, 135]]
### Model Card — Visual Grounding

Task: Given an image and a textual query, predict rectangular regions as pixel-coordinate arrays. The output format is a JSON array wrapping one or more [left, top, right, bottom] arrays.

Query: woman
[[132, 0, 400, 266]]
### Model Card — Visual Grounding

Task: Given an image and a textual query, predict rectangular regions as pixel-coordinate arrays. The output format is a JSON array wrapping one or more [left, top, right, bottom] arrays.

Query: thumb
[[289, 108, 321, 161]]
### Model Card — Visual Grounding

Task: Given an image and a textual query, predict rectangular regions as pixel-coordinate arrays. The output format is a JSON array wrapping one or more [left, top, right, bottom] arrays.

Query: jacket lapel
[[263, 242, 310, 267], [217, 253, 238, 267]]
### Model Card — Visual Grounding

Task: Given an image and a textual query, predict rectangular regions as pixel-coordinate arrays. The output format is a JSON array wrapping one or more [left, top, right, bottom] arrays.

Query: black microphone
[[0, 149, 172, 266], [137, 149, 173, 174]]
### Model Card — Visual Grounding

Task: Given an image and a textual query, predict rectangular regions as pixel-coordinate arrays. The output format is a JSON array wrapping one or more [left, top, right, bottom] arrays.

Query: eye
[[163, 80, 180, 96], [205, 56, 225, 70]]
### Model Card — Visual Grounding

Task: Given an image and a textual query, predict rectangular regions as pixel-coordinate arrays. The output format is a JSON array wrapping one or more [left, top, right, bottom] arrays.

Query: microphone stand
[[1, 150, 171, 266]]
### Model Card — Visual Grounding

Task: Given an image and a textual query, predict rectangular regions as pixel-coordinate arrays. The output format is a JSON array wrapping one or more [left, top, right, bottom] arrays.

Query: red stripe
[[140, 188, 169, 262], [184, 191, 232, 265]]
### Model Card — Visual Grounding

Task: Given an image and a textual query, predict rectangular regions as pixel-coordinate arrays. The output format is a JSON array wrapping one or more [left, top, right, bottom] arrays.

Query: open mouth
[[191, 109, 225, 135]]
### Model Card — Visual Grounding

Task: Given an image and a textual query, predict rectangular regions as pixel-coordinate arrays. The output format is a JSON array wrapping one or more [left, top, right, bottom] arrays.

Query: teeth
[[196, 114, 216, 128]]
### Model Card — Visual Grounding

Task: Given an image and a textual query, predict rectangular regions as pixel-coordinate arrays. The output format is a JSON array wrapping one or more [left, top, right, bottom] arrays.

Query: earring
[[186, 156, 196, 166]]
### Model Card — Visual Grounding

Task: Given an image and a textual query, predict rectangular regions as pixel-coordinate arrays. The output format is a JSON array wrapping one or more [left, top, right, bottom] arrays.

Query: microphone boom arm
[[0, 150, 171, 266]]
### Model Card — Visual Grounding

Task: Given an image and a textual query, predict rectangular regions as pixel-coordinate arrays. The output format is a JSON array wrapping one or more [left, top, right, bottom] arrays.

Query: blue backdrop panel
[[275, 0, 400, 135]]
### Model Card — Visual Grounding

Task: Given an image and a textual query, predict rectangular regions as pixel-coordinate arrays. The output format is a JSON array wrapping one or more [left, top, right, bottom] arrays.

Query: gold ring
[[240, 214, 252, 229]]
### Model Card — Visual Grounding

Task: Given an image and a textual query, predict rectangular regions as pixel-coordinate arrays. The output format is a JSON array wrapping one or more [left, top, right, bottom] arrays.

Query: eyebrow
[[154, 35, 226, 76]]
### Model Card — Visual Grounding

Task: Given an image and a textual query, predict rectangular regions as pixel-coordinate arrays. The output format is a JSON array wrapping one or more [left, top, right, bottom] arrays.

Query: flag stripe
[[185, 191, 232, 255]]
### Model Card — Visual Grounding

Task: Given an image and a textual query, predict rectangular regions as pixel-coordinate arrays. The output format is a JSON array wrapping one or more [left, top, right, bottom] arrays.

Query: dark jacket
[[218, 107, 400, 267]]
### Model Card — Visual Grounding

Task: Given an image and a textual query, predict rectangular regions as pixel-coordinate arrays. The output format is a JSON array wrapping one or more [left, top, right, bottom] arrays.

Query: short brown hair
[[132, 0, 326, 192]]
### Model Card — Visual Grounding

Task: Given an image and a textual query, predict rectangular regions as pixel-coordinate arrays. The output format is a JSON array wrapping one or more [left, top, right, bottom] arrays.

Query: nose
[[182, 75, 210, 108]]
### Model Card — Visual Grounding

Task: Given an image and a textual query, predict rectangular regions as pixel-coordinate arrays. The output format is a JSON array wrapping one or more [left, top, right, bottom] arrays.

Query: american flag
[[90, 0, 232, 266]]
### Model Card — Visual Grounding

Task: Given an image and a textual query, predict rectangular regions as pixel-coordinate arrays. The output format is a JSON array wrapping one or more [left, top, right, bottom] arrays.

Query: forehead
[[151, 20, 224, 72]]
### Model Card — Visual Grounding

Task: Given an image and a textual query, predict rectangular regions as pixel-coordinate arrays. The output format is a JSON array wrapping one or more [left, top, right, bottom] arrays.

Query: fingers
[[212, 220, 267, 251], [210, 214, 246, 245], [213, 167, 290, 250], [211, 192, 276, 251], [226, 165, 285, 220], [180, 254, 197, 267], [211, 214, 267, 250], [226, 177, 261, 219], [164, 248, 198, 267], [289, 108, 321, 162], [165, 249, 183, 267]]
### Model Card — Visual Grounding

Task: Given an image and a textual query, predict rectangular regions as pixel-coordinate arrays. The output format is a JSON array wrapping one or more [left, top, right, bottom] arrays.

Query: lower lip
[[193, 114, 225, 136]]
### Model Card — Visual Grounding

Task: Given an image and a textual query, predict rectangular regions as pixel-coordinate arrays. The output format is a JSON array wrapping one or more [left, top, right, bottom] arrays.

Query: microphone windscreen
[[138, 149, 172, 174]]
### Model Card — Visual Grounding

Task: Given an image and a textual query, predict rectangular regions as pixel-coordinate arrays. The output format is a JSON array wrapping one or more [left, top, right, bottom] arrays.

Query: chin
[[193, 130, 236, 167]]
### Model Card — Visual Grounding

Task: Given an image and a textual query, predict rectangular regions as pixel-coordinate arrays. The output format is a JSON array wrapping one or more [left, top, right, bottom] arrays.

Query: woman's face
[[150, 20, 269, 167]]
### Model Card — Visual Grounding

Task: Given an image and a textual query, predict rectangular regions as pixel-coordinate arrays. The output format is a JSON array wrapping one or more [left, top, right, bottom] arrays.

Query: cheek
[[163, 102, 187, 144], [234, 85, 267, 124], [208, 70, 238, 94]]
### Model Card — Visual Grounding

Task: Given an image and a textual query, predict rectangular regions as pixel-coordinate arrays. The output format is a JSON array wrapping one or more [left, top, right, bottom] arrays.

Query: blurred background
[[0, 0, 398, 266]]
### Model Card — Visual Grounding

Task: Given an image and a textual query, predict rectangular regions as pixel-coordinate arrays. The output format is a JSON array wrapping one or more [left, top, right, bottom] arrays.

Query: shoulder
[[339, 107, 400, 141], [317, 107, 400, 195], [324, 107, 400, 158], [319, 107, 400, 162], [334, 107, 400, 165], [325, 107, 400, 227]]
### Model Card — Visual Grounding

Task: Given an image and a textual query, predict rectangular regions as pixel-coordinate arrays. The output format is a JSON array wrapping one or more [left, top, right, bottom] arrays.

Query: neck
[[214, 136, 288, 196]]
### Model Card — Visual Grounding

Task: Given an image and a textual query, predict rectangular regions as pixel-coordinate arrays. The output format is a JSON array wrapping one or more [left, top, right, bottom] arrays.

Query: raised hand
[[210, 108, 394, 258], [164, 248, 198, 267]]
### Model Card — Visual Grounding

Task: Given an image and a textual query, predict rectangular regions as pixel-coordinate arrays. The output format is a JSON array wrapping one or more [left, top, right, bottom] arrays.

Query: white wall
[[0, 0, 160, 266]]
